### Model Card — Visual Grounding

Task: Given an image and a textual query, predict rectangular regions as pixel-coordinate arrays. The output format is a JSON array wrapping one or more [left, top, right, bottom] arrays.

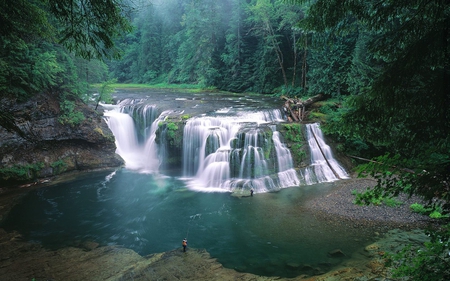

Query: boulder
[[328, 249, 346, 258], [0, 93, 124, 187]]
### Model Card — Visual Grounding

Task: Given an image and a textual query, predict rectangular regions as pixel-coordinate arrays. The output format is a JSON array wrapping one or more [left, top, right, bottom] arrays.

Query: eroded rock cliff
[[0, 92, 123, 187]]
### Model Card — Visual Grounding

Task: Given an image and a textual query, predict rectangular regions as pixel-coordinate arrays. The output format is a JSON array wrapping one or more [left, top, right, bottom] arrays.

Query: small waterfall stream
[[103, 100, 348, 193], [301, 123, 349, 184]]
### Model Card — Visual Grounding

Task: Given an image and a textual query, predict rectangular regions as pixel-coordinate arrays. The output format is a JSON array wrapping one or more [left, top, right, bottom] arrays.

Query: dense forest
[[1, 0, 449, 279]]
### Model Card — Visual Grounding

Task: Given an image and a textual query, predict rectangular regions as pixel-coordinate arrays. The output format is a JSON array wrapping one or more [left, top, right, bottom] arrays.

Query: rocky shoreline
[[0, 176, 433, 280], [304, 177, 432, 230]]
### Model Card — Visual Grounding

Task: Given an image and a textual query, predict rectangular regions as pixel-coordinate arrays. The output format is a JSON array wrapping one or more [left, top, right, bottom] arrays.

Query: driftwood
[[282, 93, 325, 122]]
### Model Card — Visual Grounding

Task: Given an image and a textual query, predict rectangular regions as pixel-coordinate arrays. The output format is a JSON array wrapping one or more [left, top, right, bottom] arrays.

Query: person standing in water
[[182, 238, 187, 252], [250, 188, 254, 197]]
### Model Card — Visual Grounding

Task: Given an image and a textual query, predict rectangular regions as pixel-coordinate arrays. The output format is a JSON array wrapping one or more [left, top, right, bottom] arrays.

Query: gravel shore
[[303, 177, 432, 230]]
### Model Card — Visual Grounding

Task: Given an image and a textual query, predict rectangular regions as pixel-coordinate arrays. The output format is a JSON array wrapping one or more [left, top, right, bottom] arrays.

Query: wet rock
[[286, 262, 301, 269], [328, 249, 346, 258], [365, 244, 380, 252], [366, 260, 386, 274], [0, 92, 124, 187], [301, 263, 315, 272], [80, 241, 99, 251]]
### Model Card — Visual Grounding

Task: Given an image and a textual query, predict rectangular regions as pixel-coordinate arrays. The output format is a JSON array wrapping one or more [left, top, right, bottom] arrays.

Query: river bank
[[304, 177, 432, 230], [0, 176, 433, 280]]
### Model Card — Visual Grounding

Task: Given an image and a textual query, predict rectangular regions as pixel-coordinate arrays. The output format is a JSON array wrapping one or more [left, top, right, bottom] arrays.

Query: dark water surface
[[2, 169, 377, 277]]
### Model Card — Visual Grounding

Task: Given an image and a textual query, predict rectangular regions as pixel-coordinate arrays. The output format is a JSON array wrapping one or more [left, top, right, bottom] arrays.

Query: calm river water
[[2, 169, 378, 278]]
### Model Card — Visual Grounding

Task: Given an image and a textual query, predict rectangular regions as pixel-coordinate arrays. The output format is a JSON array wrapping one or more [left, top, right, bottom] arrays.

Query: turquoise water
[[2, 169, 376, 278]]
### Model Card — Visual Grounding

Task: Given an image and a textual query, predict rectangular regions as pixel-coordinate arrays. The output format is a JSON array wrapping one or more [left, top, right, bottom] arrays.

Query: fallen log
[[281, 94, 325, 122]]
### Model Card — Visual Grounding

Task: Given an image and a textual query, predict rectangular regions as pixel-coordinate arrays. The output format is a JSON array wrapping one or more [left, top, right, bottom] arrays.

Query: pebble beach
[[304, 177, 432, 230]]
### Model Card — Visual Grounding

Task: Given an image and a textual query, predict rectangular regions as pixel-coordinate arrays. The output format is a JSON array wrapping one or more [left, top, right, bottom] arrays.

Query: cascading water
[[272, 129, 302, 187], [103, 98, 348, 193], [300, 123, 349, 184], [182, 110, 301, 193], [103, 99, 168, 172]]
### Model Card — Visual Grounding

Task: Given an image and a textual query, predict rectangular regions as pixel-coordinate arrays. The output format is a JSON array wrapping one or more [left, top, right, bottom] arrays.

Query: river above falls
[[107, 88, 284, 116]]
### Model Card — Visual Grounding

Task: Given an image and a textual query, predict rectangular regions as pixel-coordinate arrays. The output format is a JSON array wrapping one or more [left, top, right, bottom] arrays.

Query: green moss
[[156, 120, 184, 149], [309, 112, 326, 122], [280, 123, 306, 164], [0, 162, 45, 181], [58, 100, 85, 126], [50, 159, 68, 174], [282, 123, 302, 142]]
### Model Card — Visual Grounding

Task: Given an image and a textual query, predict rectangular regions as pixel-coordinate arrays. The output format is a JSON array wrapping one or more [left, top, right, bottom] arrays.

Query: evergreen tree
[[220, 0, 249, 92], [288, 1, 450, 279], [171, 0, 227, 86]]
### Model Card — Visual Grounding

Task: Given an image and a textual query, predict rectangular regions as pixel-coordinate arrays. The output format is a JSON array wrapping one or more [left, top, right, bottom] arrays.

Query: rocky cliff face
[[0, 92, 123, 187]]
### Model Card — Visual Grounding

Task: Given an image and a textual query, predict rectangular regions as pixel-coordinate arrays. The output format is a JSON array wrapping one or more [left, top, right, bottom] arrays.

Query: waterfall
[[103, 100, 164, 172], [272, 129, 301, 187], [103, 98, 348, 193], [182, 110, 300, 193], [300, 123, 349, 184]]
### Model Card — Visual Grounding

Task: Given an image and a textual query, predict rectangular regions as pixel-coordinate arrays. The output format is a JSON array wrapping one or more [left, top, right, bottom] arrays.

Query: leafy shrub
[[385, 224, 450, 281], [383, 197, 403, 207], [50, 159, 67, 174], [410, 203, 432, 215], [409, 203, 449, 219], [0, 163, 44, 181], [282, 123, 302, 142], [58, 100, 85, 126], [352, 189, 402, 207]]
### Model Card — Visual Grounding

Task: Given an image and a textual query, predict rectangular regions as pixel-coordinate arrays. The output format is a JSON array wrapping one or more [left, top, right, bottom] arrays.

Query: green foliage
[[166, 122, 178, 132], [410, 203, 450, 219], [274, 86, 303, 98], [351, 151, 450, 279], [50, 159, 67, 174], [58, 100, 85, 126], [47, 0, 132, 60], [0, 163, 45, 181], [0, 0, 131, 105], [282, 123, 302, 142], [410, 203, 432, 215], [281, 123, 306, 163], [157, 121, 182, 148], [108, 0, 308, 93], [306, 28, 358, 98], [94, 78, 117, 108], [385, 224, 450, 281], [429, 210, 449, 220], [352, 189, 405, 207], [0, 39, 64, 100], [290, 143, 306, 163]]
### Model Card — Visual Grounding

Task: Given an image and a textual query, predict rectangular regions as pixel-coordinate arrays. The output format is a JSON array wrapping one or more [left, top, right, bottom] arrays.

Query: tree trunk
[[281, 93, 325, 122]]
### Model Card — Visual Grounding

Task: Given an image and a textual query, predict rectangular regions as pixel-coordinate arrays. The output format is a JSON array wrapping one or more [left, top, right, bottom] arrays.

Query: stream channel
[[1, 90, 381, 278]]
